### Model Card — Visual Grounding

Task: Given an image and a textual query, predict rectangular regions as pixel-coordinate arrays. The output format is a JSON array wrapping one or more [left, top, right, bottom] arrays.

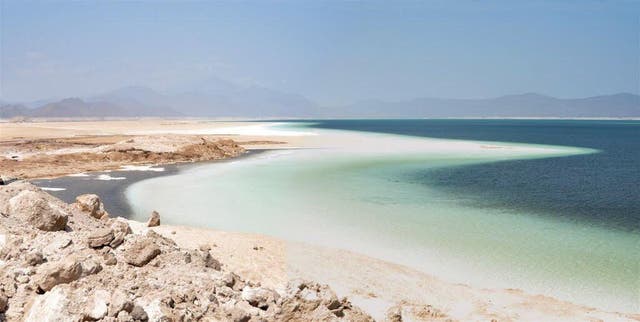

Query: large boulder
[[8, 190, 68, 231], [75, 194, 109, 219], [123, 240, 161, 267]]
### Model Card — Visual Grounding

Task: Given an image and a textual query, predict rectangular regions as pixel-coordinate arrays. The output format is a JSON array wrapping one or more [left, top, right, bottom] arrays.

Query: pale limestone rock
[[25, 251, 44, 266], [75, 194, 108, 219], [80, 258, 102, 276], [35, 257, 82, 292], [130, 305, 148, 321], [116, 310, 133, 322], [24, 287, 74, 322], [87, 228, 114, 248], [204, 251, 222, 270], [123, 240, 160, 267], [85, 289, 109, 320], [8, 190, 67, 231], [103, 252, 117, 266], [146, 211, 160, 227], [43, 236, 72, 257], [140, 298, 168, 322], [109, 220, 131, 248], [108, 289, 133, 317]]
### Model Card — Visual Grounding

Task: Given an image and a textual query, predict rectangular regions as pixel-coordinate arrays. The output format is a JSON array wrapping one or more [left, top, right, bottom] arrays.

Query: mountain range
[[330, 92, 640, 118], [1, 80, 638, 119]]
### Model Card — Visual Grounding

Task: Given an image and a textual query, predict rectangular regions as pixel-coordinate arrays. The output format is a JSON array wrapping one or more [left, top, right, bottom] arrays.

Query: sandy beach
[[1, 119, 637, 321], [141, 223, 637, 321]]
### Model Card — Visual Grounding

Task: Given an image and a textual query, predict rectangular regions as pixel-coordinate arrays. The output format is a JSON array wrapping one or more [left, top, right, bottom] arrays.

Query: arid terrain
[[0, 119, 294, 179]]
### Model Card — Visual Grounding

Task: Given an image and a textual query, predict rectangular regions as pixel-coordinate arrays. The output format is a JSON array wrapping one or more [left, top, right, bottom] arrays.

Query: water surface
[[126, 120, 639, 313]]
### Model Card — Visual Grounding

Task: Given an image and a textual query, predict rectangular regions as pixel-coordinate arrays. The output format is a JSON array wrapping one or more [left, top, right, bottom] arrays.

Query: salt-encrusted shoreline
[[31, 150, 267, 218], [0, 182, 636, 321], [1, 120, 637, 321]]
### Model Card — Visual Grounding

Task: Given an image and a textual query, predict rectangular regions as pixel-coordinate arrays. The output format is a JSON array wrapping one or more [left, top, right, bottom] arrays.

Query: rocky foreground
[[0, 181, 373, 321]]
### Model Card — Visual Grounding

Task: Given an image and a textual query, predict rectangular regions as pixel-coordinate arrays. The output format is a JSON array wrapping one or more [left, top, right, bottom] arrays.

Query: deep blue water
[[303, 119, 640, 233]]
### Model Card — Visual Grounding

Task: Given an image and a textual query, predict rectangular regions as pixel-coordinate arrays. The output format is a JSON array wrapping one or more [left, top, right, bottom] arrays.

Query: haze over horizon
[[1, 0, 638, 105]]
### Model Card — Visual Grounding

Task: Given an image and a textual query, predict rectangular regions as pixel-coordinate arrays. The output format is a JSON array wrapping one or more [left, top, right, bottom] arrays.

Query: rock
[[318, 286, 341, 310], [141, 298, 173, 321], [103, 252, 117, 265], [109, 220, 131, 248], [146, 211, 160, 227], [109, 233, 125, 248], [219, 272, 240, 289], [0, 293, 7, 313], [43, 236, 72, 257], [116, 310, 134, 322], [241, 286, 279, 310], [81, 258, 103, 276], [123, 240, 161, 267], [35, 257, 82, 292], [75, 194, 108, 219], [226, 307, 251, 322], [85, 289, 110, 320], [130, 305, 148, 321], [25, 251, 45, 266], [108, 290, 133, 317], [111, 219, 133, 233], [87, 228, 115, 248], [23, 287, 75, 322], [203, 252, 221, 270], [8, 190, 67, 231]]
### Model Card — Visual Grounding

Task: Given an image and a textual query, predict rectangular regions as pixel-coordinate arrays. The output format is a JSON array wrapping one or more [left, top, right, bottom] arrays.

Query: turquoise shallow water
[[126, 122, 639, 313]]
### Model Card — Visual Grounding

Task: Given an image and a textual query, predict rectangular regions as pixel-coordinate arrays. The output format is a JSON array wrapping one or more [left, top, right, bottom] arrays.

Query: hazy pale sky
[[1, 0, 638, 104]]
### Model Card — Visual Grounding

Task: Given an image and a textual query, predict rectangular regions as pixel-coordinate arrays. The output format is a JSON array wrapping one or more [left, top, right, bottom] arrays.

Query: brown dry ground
[[0, 119, 289, 179], [0, 136, 282, 179]]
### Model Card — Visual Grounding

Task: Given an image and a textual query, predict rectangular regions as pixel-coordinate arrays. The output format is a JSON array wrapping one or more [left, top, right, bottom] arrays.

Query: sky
[[0, 0, 638, 105]]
